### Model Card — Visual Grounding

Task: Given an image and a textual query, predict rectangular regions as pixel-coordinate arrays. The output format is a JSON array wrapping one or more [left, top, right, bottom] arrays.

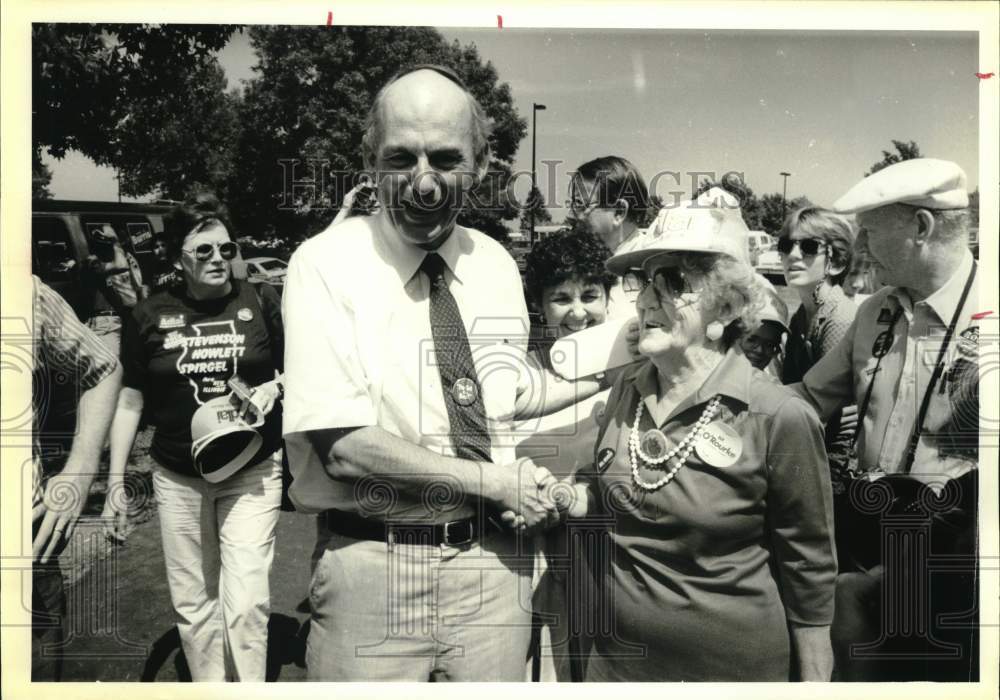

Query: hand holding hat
[[191, 378, 275, 483]]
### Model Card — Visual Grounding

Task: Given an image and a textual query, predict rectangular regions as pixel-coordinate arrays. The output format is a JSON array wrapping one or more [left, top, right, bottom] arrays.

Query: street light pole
[[779, 171, 791, 223], [530, 103, 547, 246]]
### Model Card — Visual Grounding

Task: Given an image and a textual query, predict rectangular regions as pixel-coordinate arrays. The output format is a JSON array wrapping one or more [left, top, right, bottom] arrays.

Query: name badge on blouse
[[695, 421, 742, 468]]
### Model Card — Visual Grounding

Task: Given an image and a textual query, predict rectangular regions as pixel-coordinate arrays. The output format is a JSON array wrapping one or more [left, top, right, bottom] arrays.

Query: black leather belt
[[323, 509, 502, 547]]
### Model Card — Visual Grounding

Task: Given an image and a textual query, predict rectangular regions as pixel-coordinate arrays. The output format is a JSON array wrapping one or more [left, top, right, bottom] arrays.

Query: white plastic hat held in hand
[[190, 392, 265, 483]]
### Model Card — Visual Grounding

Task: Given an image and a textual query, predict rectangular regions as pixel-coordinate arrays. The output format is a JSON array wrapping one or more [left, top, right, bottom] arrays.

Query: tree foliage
[[519, 186, 552, 233], [645, 194, 666, 227], [695, 175, 812, 233], [695, 173, 763, 229], [968, 188, 979, 229], [32, 148, 53, 199], [759, 192, 811, 234], [33, 25, 528, 240], [114, 59, 240, 199], [228, 27, 527, 241], [32, 24, 239, 199], [866, 139, 923, 176]]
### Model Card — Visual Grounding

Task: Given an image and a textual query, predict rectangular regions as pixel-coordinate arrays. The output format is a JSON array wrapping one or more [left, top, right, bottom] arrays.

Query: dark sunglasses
[[776, 237, 826, 257], [621, 266, 693, 301], [182, 241, 240, 262]]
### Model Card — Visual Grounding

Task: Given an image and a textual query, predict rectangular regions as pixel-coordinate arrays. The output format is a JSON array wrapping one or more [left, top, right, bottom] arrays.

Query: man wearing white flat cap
[[794, 158, 980, 681]]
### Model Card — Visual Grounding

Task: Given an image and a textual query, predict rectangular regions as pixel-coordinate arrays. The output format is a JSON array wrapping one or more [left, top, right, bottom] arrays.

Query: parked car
[[32, 199, 248, 318], [245, 257, 288, 287], [755, 247, 784, 280], [746, 230, 773, 267]]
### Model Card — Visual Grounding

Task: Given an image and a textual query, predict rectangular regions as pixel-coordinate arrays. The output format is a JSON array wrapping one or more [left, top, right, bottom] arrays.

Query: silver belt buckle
[[443, 519, 474, 546]]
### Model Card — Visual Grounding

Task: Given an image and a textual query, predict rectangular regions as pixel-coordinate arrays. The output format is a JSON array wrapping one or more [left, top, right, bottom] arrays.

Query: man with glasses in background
[[567, 156, 654, 317]]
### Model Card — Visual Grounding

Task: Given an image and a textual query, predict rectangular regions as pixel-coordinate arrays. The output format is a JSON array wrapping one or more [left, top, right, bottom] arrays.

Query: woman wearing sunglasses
[[776, 207, 859, 526], [105, 193, 285, 681], [557, 189, 836, 681], [777, 207, 857, 384]]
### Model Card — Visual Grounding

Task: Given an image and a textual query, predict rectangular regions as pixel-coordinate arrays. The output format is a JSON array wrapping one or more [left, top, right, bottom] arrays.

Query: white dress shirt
[[282, 212, 531, 516]]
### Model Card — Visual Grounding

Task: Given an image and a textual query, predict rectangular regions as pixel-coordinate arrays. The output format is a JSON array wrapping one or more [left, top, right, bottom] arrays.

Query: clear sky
[[44, 27, 979, 221]]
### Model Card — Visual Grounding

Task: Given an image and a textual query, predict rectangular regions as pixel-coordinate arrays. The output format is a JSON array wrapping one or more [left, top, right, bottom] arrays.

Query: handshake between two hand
[[496, 458, 580, 534]]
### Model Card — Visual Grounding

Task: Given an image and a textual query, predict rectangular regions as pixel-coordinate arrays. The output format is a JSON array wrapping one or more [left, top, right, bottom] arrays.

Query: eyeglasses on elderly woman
[[621, 265, 700, 302]]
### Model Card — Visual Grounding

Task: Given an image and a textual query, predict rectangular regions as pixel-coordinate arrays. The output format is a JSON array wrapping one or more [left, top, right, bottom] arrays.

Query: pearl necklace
[[629, 395, 722, 492]]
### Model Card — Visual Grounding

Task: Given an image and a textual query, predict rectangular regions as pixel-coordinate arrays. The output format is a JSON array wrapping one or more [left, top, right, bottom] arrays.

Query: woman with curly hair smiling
[[524, 229, 617, 344], [518, 228, 617, 682]]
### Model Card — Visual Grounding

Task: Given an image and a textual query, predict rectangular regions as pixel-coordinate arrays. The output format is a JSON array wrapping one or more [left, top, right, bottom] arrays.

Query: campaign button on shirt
[[158, 313, 186, 330], [452, 377, 479, 406], [639, 429, 670, 461], [871, 329, 895, 358], [237, 307, 254, 322], [597, 447, 616, 473]]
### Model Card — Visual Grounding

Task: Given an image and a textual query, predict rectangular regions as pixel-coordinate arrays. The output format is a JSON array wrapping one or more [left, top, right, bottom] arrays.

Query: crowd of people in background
[[30, 62, 981, 684]]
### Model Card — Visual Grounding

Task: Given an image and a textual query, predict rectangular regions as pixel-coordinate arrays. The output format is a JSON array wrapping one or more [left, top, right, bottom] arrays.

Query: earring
[[706, 321, 724, 342]]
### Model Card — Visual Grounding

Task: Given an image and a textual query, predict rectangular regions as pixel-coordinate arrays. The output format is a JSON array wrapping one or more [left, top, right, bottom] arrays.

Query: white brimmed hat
[[607, 187, 751, 275], [832, 158, 968, 214], [191, 395, 265, 483], [755, 274, 790, 333]]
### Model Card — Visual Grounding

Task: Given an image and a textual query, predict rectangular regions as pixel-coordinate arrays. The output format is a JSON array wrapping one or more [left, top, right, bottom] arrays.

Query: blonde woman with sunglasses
[[105, 193, 285, 681], [777, 207, 857, 384]]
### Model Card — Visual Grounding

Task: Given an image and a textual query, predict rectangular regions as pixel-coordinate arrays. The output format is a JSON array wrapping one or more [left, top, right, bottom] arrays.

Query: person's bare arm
[[514, 321, 640, 420], [101, 386, 144, 542], [33, 364, 122, 562], [790, 623, 833, 681], [513, 354, 631, 420], [307, 426, 557, 529]]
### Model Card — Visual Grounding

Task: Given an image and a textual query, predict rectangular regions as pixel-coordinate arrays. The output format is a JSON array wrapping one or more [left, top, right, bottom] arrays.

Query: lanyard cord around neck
[[851, 260, 977, 468], [901, 259, 977, 474]]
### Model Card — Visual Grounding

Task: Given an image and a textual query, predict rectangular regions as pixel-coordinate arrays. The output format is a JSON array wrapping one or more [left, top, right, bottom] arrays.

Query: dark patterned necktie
[[420, 253, 493, 462]]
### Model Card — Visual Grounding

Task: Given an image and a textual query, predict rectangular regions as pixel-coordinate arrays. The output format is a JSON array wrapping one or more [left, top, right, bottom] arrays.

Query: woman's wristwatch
[[594, 371, 609, 390]]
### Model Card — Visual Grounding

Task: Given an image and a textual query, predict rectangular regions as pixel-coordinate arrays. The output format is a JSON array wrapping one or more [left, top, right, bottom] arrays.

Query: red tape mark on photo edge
[[975, 72, 994, 80], [327, 11, 333, 27], [971, 311, 994, 320], [497, 15, 503, 29]]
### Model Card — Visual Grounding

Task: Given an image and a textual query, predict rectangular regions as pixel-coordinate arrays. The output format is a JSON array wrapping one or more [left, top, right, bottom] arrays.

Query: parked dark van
[[32, 199, 247, 318]]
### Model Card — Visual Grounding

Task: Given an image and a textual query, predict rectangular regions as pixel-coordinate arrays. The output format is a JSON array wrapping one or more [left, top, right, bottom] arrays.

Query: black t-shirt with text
[[122, 281, 283, 476]]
